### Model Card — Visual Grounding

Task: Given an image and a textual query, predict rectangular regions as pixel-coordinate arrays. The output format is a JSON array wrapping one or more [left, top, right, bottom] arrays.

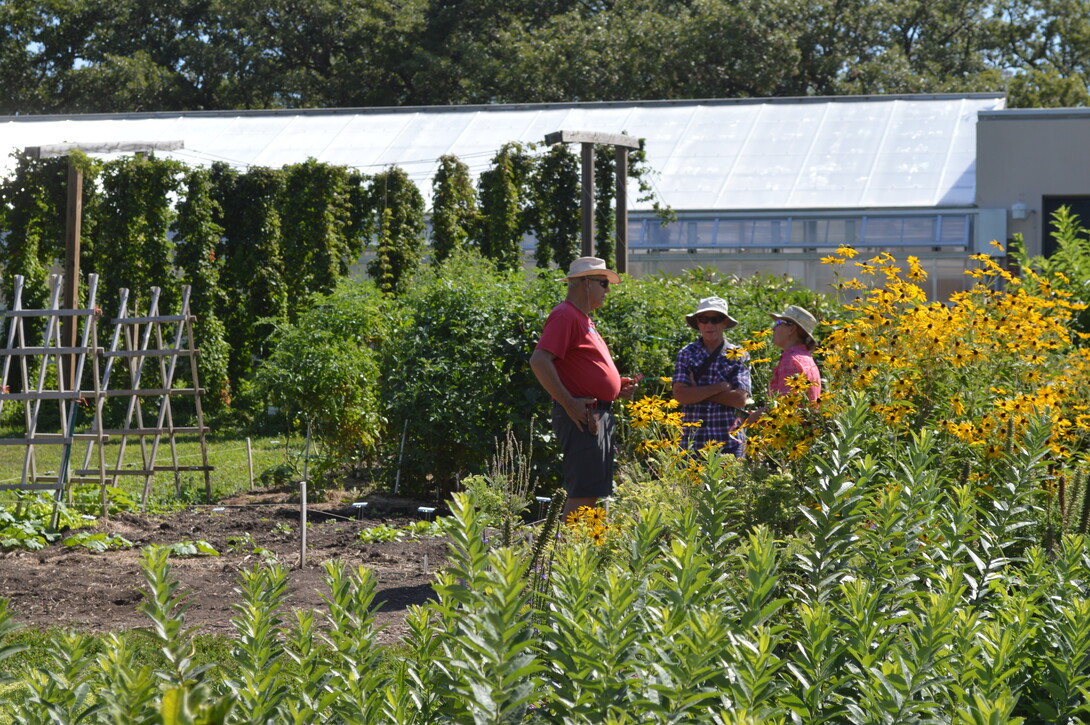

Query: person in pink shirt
[[530, 257, 639, 517], [767, 305, 821, 402]]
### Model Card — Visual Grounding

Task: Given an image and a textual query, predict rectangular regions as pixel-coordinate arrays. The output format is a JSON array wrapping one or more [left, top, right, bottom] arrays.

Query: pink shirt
[[535, 300, 621, 401], [769, 344, 821, 403]]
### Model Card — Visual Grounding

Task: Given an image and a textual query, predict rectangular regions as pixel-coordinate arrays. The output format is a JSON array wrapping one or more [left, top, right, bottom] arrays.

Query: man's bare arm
[[530, 348, 595, 432]]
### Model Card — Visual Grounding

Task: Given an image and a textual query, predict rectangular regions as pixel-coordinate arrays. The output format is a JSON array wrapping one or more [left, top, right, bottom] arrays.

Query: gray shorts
[[552, 401, 615, 499]]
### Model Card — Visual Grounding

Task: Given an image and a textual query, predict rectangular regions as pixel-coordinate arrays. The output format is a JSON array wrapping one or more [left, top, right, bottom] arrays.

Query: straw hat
[[561, 257, 620, 284], [770, 305, 818, 341], [685, 296, 738, 330]]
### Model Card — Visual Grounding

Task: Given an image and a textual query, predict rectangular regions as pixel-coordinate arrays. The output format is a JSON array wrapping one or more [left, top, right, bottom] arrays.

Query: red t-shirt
[[535, 300, 621, 401]]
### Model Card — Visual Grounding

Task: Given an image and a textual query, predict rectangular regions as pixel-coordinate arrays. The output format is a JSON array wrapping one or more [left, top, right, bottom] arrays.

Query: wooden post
[[300, 421, 311, 568], [545, 131, 640, 267], [246, 437, 254, 491], [581, 143, 595, 257], [299, 478, 307, 569], [63, 158, 83, 391], [615, 146, 629, 275]]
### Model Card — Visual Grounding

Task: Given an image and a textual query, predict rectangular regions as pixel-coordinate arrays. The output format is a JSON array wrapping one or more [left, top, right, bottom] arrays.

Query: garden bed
[[0, 488, 448, 645]]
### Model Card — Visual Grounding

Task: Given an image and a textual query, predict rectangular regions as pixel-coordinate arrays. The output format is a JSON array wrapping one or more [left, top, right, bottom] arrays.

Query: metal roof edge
[[979, 107, 1090, 121], [629, 206, 980, 216], [0, 93, 1008, 124]]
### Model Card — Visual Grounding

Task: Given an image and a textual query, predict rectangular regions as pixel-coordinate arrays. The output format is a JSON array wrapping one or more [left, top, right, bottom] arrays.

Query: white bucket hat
[[561, 256, 621, 284], [685, 296, 738, 330], [770, 305, 818, 342]]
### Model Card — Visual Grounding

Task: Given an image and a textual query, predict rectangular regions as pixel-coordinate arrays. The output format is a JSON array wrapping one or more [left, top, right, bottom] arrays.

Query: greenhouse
[[0, 93, 1008, 297]]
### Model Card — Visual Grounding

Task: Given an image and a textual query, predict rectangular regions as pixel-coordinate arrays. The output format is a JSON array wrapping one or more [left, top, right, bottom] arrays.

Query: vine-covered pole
[[22, 141, 184, 389], [543, 130, 639, 273]]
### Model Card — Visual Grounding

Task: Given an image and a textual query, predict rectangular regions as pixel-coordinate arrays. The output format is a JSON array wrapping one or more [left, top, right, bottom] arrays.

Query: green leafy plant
[[62, 531, 133, 552], [225, 533, 256, 553], [253, 280, 389, 483], [358, 518, 448, 543], [165, 540, 220, 557], [173, 166, 232, 412], [357, 524, 405, 543]]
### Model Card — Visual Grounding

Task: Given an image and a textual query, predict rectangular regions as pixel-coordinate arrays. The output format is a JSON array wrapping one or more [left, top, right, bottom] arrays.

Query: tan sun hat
[[561, 256, 621, 284], [770, 305, 818, 342], [685, 296, 738, 330]]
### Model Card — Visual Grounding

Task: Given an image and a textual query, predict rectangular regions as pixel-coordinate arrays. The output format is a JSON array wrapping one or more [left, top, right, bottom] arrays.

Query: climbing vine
[[215, 165, 288, 384], [430, 154, 478, 264], [0, 153, 89, 310], [94, 154, 183, 317], [173, 167, 231, 412], [280, 159, 354, 316], [477, 142, 533, 272], [590, 137, 666, 268], [530, 144, 580, 270], [364, 166, 425, 295]]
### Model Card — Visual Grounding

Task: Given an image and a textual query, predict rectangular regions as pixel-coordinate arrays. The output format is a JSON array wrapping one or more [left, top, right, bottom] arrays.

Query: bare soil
[[0, 488, 450, 646]]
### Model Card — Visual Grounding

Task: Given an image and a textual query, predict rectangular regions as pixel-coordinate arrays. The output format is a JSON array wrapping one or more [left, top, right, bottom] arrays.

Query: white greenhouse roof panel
[[0, 94, 1004, 212]]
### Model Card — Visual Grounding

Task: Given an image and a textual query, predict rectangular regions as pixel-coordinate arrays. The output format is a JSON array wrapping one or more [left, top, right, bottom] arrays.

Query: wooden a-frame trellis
[[0, 274, 106, 526], [76, 284, 212, 511], [0, 277, 212, 517]]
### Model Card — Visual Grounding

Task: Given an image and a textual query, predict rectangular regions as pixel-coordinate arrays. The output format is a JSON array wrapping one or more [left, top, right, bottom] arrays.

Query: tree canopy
[[1, 0, 1087, 113]]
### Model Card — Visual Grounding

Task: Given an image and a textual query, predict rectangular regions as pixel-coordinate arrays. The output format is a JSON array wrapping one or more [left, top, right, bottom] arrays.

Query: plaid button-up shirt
[[672, 339, 752, 457]]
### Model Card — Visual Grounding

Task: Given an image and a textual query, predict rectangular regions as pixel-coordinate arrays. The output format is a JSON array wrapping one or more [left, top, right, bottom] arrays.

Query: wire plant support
[[0, 277, 213, 519]]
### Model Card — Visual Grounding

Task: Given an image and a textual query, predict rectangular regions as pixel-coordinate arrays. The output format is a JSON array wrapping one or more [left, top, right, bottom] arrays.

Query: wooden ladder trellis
[[1, 277, 213, 517], [77, 285, 213, 511], [0, 274, 106, 526]]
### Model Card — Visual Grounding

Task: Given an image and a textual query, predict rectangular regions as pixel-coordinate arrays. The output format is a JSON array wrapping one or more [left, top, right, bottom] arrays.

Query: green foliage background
[[255, 249, 830, 496], [2, 0, 1088, 111]]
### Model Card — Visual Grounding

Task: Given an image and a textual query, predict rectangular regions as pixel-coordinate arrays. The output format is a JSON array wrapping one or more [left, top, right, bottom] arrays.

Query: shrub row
[[256, 250, 832, 496]]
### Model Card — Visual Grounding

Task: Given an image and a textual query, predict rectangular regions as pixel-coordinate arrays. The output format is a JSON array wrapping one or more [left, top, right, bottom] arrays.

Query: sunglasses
[[773, 319, 796, 327], [695, 315, 726, 325], [585, 278, 610, 289]]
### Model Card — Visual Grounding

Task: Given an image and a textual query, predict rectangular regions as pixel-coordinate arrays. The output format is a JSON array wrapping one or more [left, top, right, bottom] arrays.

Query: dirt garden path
[[0, 488, 449, 645]]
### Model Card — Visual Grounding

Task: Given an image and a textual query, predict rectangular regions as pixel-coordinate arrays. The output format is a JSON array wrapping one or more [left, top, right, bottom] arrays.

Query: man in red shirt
[[530, 257, 638, 517]]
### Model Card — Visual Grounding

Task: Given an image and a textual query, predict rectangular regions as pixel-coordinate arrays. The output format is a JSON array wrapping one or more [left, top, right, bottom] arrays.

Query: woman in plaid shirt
[[671, 297, 752, 457]]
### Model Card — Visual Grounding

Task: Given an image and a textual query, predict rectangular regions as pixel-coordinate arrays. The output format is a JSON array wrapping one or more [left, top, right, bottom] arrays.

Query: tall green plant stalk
[[319, 561, 386, 720], [530, 144, 580, 270], [431, 492, 545, 722], [96, 155, 183, 317], [527, 488, 565, 616], [226, 563, 291, 722], [280, 159, 354, 311], [216, 164, 288, 383], [793, 393, 871, 607], [137, 546, 235, 722]]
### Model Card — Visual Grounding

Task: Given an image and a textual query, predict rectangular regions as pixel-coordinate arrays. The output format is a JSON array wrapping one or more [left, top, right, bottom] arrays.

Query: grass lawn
[[0, 431, 307, 511]]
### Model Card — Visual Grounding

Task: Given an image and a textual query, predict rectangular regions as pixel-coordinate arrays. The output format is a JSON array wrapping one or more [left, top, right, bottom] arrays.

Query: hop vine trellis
[[0, 143, 660, 418]]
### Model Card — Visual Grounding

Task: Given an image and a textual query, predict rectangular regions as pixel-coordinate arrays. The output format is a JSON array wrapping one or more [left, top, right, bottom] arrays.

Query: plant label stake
[[394, 419, 408, 495], [536, 496, 551, 521], [352, 501, 368, 520]]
